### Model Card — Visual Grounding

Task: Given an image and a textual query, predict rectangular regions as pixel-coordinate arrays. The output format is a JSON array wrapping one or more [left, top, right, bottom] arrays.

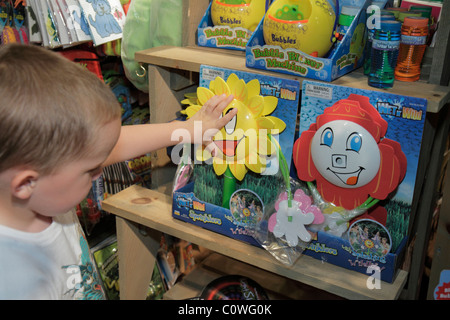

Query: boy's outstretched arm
[[103, 94, 236, 167]]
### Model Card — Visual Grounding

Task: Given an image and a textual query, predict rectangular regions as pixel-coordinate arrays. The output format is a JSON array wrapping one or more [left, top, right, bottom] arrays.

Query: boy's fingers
[[210, 94, 234, 116], [217, 107, 238, 127]]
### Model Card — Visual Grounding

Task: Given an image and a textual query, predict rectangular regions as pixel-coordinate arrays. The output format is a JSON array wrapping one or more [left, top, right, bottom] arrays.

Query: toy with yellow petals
[[183, 73, 287, 208]]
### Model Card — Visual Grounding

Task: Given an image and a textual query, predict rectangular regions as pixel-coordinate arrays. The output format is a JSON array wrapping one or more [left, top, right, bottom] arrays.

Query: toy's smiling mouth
[[214, 136, 244, 157], [327, 167, 365, 185]]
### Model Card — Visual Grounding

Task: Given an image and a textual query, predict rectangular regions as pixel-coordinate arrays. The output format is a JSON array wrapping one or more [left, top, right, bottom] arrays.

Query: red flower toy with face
[[293, 94, 407, 211]]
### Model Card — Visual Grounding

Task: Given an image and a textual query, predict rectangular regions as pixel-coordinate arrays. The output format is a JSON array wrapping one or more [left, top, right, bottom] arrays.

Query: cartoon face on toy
[[214, 99, 262, 162], [310, 119, 381, 189], [183, 74, 286, 181], [293, 94, 407, 210]]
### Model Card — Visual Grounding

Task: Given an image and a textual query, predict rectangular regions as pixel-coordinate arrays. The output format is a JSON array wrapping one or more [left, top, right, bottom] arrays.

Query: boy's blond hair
[[0, 44, 121, 175]]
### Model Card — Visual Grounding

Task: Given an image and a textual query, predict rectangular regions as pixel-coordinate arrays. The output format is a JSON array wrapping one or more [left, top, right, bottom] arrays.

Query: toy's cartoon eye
[[320, 127, 333, 147], [222, 109, 237, 135], [346, 132, 362, 153]]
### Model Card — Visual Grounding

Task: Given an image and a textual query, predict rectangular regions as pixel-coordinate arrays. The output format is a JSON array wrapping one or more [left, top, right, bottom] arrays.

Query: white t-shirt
[[0, 210, 105, 300]]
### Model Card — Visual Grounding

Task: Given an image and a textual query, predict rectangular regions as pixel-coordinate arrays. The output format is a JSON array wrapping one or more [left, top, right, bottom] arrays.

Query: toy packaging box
[[245, 0, 383, 81], [292, 80, 427, 282], [172, 65, 300, 247], [197, 0, 270, 51]]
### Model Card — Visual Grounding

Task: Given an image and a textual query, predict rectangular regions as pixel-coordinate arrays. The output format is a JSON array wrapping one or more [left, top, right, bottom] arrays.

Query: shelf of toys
[[101, 0, 450, 300], [102, 184, 408, 299]]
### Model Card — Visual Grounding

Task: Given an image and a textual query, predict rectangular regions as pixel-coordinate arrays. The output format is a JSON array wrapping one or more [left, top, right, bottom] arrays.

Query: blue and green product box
[[295, 80, 426, 282], [171, 64, 426, 283], [245, 0, 385, 81], [198, 0, 387, 82], [172, 65, 301, 247]]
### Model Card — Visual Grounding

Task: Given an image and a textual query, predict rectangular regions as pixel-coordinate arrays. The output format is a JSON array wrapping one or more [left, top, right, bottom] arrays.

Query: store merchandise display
[[2, 0, 444, 300], [173, 65, 300, 247], [292, 81, 426, 282], [173, 69, 427, 281]]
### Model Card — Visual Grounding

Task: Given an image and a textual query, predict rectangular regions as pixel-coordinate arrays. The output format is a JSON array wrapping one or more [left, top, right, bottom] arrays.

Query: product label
[[372, 39, 400, 51], [304, 83, 333, 99], [401, 35, 427, 45]]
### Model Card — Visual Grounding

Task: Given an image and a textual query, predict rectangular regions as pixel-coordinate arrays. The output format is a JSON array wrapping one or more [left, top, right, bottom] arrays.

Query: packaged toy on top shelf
[[246, 0, 385, 81], [172, 65, 300, 247], [285, 80, 427, 282], [197, 0, 269, 51]]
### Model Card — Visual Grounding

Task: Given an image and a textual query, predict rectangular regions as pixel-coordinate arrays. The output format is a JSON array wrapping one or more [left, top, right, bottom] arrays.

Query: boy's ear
[[11, 170, 39, 200]]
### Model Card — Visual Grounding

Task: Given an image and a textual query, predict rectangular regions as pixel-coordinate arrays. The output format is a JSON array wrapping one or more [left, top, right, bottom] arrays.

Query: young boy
[[0, 43, 236, 299]]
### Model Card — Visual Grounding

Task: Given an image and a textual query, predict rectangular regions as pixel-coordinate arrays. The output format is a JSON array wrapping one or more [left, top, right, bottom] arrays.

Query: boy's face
[[29, 120, 121, 217]]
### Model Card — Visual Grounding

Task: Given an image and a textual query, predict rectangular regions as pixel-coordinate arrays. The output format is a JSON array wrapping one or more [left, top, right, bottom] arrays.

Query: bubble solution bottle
[[368, 20, 401, 88], [394, 17, 429, 82], [363, 14, 396, 75]]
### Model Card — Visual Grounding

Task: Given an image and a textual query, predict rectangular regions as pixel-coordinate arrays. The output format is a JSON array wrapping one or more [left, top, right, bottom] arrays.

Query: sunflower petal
[[197, 87, 215, 106], [229, 162, 247, 181], [185, 105, 202, 118], [213, 160, 228, 176], [226, 73, 239, 89], [246, 79, 260, 98], [246, 152, 267, 174], [181, 96, 197, 105], [247, 95, 264, 117], [256, 117, 275, 129], [262, 96, 278, 115], [231, 79, 248, 103], [265, 116, 286, 133], [212, 77, 231, 96], [185, 92, 197, 99]]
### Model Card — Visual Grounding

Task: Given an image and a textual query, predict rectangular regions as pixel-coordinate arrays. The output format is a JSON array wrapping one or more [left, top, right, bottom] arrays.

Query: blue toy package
[[172, 65, 300, 246], [289, 80, 427, 282], [245, 0, 387, 81]]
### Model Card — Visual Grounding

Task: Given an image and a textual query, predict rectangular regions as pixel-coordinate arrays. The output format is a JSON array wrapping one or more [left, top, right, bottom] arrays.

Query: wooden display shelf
[[102, 184, 408, 300], [164, 253, 343, 300], [135, 45, 450, 113], [133, 44, 449, 299]]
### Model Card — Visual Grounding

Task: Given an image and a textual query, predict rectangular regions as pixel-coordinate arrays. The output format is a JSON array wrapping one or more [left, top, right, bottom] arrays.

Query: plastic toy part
[[268, 189, 324, 246], [310, 119, 381, 189], [183, 73, 286, 208], [211, 0, 267, 32], [263, 0, 336, 57], [275, 4, 304, 20], [293, 94, 407, 210]]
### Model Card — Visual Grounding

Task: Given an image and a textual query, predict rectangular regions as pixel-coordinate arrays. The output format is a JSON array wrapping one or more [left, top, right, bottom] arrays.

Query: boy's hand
[[188, 94, 237, 145]]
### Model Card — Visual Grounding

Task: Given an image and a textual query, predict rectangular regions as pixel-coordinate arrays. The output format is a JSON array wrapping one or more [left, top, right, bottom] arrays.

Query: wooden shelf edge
[[102, 184, 408, 300], [134, 45, 450, 113]]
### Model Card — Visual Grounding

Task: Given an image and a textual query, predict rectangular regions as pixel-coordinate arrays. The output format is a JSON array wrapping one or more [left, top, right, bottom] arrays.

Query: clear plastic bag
[[250, 178, 315, 265]]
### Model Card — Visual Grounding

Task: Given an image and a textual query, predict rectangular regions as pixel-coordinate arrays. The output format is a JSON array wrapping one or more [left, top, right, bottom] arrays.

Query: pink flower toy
[[268, 189, 324, 247]]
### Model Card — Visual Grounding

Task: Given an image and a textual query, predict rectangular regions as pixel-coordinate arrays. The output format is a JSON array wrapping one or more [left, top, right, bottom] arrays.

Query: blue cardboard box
[[172, 66, 424, 284], [173, 182, 261, 246], [292, 80, 427, 282], [172, 64, 300, 248]]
